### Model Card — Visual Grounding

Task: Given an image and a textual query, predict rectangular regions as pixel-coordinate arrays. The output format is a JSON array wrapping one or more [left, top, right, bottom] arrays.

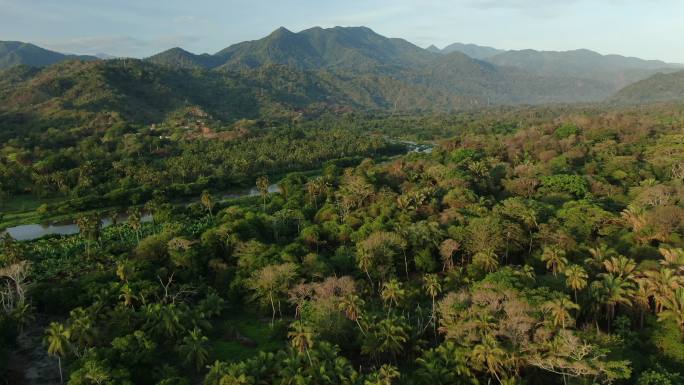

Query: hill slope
[[0, 59, 483, 132], [147, 47, 222, 69], [214, 26, 438, 72], [609, 70, 684, 104], [486, 49, 679, 89], [440, 42, 505, 60], [0, 41, 98, 69]]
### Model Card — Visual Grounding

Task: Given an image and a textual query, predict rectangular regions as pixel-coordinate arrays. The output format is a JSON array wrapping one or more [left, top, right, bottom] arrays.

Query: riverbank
[[1, 140, 435, 240]]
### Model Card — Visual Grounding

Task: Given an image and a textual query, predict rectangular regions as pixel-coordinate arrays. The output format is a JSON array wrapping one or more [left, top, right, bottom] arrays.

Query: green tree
[[45, 322, 71, 383], [471, 336, 507, 385], [200, 190, 215, 218], [381, 279, 405, 314], [246, 263, 298, 326], [564, 264, 588, 302], [540, 245, 568, 277], [288, 321, 315, 353], [543, 296, 580, 329], [256, 175, 270, 212], [179, 328, 210, 371], [658, 287, 684, 331]]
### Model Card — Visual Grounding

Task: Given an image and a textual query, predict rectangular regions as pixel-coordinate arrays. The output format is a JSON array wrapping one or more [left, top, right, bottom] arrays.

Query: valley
[[1, 18, 684, 385]]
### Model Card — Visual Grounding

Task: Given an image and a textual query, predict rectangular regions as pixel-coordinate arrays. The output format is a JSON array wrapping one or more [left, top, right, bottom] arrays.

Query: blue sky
[[1, 0, 683, 62]]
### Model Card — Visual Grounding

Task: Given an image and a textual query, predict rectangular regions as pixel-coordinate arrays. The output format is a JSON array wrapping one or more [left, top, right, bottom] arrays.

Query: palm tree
[[68, 307, 96, 357], [11, 302, 34, 334], [128, 208, 142, 242], [471, 336, 507, 385], [305, 177, 329, 209], [423, 274, 441, 312], [564, 264, 588, 302], [365, 364, 400, 385], [473, 313, 497, 338], [473, 250, 499, 273], [596, 274, 634, 330], [288, 321, 315, 353], [179, 328, 210, 371], [543, 297, 580, 329], [256, 175, 270, 212], [540, 246, 568, 276], [659, 288, 684, 331], [381, 279, 405, 314], [586, 243, 616, 271], [45, 322, 71, 383], [644, 268, 683, 313], [659, 248, 684, 272], [632, 278, 652, 329], [602, 256, 637, 280], [200, 191, 215, 218], [339, 294, 366, 334], [373, 316, 408, 361], [119, 284, 137, 307]]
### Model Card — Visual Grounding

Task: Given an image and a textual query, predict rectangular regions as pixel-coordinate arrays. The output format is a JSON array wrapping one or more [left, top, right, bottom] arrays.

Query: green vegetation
[[0, 41, 97, 69], [610, 70, 684, 105], [2, 100, 684, 385], [2, 27, 684, 385]]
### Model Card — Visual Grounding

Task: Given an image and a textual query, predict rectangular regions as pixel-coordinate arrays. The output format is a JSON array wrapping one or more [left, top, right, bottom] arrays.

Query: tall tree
[[179, 328, 211, 371], [564, 264, 588, 302], [45, 322, 71, 383], [256, 175, 270, 212], [543, 296, 580, 329], [540, 245, 568, 277]]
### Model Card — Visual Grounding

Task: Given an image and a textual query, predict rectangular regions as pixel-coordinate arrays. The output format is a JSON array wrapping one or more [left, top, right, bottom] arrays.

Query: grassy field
[[211, 312, 287, 362]]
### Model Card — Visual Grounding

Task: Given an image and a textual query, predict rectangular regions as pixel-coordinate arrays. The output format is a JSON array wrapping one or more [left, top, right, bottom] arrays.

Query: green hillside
[[610, 70, 684, 104], [486, 48, 679, 89], [0, 41, 98, 69]]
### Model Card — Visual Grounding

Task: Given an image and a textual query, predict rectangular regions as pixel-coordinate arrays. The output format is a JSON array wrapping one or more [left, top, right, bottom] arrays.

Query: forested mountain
[[610, 70, 684, 104], [435, 42, 506, 59], [0, 55, 617, 132], [2, 27, 682, 117], [0, 41, 98, 69], [486, 48, 680, 89], [0, 59, 478, 132], [147, 47, 223, 69]]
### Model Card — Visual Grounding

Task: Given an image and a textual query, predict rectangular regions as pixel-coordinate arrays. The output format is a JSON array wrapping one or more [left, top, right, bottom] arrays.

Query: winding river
[[3, 184, 280, 241], [4, 140, 432, 241]]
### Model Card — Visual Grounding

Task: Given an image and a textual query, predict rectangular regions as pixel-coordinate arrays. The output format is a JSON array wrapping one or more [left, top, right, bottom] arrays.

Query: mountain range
[[428, 42, 505, 60], [0, 41, 98, 69], [1, 26, 683, 124]]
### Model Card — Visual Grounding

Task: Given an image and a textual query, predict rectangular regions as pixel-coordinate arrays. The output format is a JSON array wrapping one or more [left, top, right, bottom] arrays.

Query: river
[[3, 140, 432, 241], [3, 183, 280, 241]]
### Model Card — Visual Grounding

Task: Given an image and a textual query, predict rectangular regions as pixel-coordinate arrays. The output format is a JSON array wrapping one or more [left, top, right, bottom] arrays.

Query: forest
[[2, 100, 684, 385]]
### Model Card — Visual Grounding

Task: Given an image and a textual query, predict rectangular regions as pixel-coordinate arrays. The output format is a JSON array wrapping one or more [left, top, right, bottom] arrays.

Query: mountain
[[425, 45, 442, 54], [0, 41, 98, 69], [485, 49, 679, 89], [214, 26, 438, 72], [147, 47, 222, 69], [4, 27, 683, 121], [0, 59, 484, 133], [609, 70, 684, 105], [439, 43, 506, 60]]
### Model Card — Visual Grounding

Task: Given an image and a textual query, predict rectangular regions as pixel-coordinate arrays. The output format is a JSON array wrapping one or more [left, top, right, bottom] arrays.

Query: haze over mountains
[[1, 25, 682, 120]]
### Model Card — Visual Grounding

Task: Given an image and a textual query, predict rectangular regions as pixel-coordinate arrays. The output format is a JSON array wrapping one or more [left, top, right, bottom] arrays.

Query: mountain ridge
[[610, 69, 684, 105], [0, 40, 99, 69]]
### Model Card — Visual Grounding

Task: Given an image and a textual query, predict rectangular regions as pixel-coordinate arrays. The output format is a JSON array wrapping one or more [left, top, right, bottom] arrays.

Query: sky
[[1, 0, 683, 62]]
